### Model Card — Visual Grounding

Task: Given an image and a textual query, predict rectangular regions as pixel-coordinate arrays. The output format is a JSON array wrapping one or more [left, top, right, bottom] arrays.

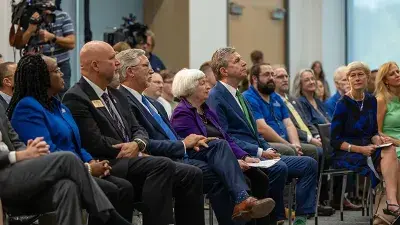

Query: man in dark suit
[[63, 41, 204, 225], [0, 62, 16, 109], [116, 49, 275, 224], [0, 105, 134, 225], [207, 47, 318, 225]]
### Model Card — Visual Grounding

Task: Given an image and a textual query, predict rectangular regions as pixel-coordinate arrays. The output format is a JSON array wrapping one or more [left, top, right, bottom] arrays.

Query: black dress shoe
[[318, 205, 335, 216]]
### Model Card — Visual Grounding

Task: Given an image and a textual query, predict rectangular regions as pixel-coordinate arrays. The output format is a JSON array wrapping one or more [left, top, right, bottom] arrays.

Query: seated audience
[[200, 61, 217, 87], [159, 69, 179, 117], [8, 54, 135, 222], [376, 62, 400, 158], [315, 80, 327, 101], [243, 63, 320, 160], [368, 69, 378, 94], [170, 68, 275, 224], [117, 49, 274, 224], [113, 41, 131, 53], [207, 47, 318, 225], [311, 61, 331, 99], [331, 61, 400, 217], [63, 41, 204, 225], [250, 50, 264, 65], [292, 69, 331, 126], [0, 62, 16, 108], [325, 66, 350, 117], [145, 30, 166, 72], [0, 107, 133, 225]]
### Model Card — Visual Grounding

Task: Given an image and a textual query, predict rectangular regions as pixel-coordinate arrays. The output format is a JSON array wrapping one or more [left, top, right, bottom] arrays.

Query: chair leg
[[367, 186, 370, 217], [369, 181, 374, 225], [329, 176, 334, 206], [315, 173, 324, 225], [356, 175, 360, 199], [362, 177, 367, 216], [288, 179, 296, 225], [340, 175, 347, 221], [209, 201, 213, 225]]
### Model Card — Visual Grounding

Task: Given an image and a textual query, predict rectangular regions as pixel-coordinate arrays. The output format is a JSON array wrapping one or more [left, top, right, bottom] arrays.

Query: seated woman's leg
[[280, 156, 318, 216], [380, 146, 399, 211]]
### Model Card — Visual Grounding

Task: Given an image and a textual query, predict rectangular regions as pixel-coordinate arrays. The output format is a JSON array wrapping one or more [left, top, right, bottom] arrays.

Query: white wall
[[189, 0, 228, 69], [289, 0, 346, 93], [0, 0, 21, 62]]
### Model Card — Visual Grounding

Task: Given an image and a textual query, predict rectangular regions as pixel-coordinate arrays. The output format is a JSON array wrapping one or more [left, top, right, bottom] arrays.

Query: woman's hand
[[89, 160, 111, 178], [360, 145, 376, 157], [244, 156, 260, 163], [237, 160, 250, 171]]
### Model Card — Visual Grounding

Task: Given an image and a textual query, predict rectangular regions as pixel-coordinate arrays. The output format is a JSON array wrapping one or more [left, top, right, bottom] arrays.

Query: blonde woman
[[331, 61, 400, 216], [376, 62, 400, 158]]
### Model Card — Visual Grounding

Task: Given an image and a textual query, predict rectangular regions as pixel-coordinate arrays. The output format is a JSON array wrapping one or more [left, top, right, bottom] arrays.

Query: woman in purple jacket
[[171, 69, 275, 224]]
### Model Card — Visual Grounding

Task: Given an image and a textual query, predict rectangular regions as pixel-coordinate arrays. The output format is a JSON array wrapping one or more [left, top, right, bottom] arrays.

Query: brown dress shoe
[[232, 197, 275, 221]]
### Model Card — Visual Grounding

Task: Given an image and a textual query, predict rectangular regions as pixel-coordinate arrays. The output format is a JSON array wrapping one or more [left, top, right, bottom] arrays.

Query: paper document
[[247, 159, 280, 168]]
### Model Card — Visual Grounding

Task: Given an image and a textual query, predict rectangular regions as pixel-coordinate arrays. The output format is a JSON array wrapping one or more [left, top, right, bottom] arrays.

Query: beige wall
[[229, 0, 286, 66], [144, 0, 189, 70]]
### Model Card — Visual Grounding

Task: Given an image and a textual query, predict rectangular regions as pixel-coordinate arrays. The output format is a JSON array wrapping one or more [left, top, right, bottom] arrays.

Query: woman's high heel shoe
[[383, 201, 400, 217]]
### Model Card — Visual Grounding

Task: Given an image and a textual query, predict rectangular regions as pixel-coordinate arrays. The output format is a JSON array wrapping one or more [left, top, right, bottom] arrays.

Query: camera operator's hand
[[27, 12, 40, 32], [39, 30, 55, 43]]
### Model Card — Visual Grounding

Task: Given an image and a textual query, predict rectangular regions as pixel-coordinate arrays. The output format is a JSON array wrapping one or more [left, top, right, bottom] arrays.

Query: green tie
[[236, 90, 255, 132]]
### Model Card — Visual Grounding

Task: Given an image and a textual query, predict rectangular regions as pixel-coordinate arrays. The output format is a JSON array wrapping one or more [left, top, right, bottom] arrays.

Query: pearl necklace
[[350, 92, 365, 111]]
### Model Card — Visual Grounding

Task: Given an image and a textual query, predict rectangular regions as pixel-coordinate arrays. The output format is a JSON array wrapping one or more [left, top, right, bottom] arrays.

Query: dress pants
[[265, 155, 317, 221], [270, 142, 321, 162], [94, 175, 135, 222], [186, 139, 250, 225], [244, 168, 270, 225], [110, 155, 176, 225], [0, 152, 115, 225]]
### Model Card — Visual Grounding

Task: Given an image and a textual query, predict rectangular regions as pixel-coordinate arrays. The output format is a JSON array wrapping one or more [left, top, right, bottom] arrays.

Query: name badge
[[92, 100, 105, 108], [273, 102, 281, 107]]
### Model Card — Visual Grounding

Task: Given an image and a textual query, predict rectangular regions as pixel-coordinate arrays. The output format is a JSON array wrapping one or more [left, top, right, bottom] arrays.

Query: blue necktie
[[142, 96, 178, 141]]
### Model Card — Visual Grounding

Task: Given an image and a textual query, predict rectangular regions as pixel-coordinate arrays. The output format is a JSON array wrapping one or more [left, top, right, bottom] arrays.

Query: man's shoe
[[317, 205, 335, 216], [232, 197, 275, 221], [332, 199, 362, 211]]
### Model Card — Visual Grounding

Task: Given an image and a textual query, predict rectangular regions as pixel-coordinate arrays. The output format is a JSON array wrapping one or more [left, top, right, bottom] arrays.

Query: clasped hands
[[89, 160, 111, 178]]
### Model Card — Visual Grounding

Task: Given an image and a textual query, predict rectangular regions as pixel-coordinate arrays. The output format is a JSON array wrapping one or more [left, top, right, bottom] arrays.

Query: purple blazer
[[171, 98, 249, 159]]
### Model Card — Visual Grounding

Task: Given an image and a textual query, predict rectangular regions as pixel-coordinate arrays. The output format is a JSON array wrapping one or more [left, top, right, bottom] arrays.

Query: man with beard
[[243, 63, 319, 161], [0, 62, 17, 108]]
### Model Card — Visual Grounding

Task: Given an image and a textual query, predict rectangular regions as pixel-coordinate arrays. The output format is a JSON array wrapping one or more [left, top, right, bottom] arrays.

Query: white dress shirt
[[157, 97, 172, 119], [0, 131, 16, 164], [0, 91, 11, 104]]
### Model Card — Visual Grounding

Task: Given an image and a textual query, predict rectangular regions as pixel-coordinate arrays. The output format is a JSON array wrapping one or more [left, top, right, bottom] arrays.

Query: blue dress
[[330, 93, 381, 187]]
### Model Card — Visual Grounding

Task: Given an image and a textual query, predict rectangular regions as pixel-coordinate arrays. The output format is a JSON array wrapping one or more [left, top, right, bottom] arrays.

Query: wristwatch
[[51, 36, 57, 43], [133, 138, 146, 152]]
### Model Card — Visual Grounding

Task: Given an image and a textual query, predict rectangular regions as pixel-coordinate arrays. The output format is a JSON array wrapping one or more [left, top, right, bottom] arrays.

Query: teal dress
[[382, 97, 400, 158]]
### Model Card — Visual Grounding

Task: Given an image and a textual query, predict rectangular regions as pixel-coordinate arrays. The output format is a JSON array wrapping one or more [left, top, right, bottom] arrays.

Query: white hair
[[333, 66, 347, 82], [172, 69, 205, 98], [116, 49, 145, 82]]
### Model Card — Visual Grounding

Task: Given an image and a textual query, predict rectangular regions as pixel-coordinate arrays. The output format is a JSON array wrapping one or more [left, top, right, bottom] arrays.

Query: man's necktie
[[283, 97, 312, 136], [101, 93, 130, 142], [142, 96, 177, 141], [236, 90, 255, 132]]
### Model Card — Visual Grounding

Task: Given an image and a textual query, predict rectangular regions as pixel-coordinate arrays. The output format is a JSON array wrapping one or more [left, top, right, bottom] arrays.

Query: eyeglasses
[[348, 73, 366, 80]]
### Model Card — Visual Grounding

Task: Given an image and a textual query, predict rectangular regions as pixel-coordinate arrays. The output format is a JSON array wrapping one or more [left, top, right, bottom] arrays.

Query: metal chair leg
[[356, 175, 360, 199], [315, 172, 324, 225], [362, 177, 367, 216], [366, 185, 370, 217], [340, 175, 347, 221], [209, 201, 213, 225], [329, 176, 334, 206], [369, 181, 374, 225]]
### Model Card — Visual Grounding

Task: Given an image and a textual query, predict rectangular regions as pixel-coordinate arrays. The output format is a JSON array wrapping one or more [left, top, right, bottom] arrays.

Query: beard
[[257, 79, 276, 95]]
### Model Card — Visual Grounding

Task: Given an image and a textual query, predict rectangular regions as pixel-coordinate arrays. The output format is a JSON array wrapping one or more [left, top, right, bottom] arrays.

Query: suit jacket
[[62, 77, 149, 163], [0, 104, 25, 170], [171, 98, 248, 159], [286, 95, 319, 139], [10, 96, 93, 163], [0, 95, 8, 110], [207, 82, 271, 157], [119, 86, 185, 159]]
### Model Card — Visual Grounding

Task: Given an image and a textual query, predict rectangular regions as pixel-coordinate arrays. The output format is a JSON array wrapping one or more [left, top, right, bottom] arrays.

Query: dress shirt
[[0, 131, 16, 164], [0, 91, 11, 104]]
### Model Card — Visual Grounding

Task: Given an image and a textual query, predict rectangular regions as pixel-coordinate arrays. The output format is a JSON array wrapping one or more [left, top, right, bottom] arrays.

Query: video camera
[[103, 14, 148, 48]]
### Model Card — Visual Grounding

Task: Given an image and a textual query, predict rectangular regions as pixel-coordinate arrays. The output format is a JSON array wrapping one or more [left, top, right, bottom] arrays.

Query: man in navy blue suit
[[116, 48, 275, 225], [207, 47, 318, 225]]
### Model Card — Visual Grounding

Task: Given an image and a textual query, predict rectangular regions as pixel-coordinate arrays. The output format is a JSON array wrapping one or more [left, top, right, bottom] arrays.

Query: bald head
[[79, 41, 120, 88]]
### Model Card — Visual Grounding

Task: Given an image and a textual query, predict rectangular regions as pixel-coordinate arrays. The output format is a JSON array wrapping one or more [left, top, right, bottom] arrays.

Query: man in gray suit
[[0, 62, 16, 109], [0, 105, 134, 225]]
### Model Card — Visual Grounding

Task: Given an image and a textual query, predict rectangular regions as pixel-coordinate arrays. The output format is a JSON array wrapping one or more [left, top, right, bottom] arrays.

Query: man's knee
[[268, 161, 288, 183], [271, 143, 296, 156], [54, 179, 79, 198], [153, 156, 176, 173], [303, 156, 318, 174]]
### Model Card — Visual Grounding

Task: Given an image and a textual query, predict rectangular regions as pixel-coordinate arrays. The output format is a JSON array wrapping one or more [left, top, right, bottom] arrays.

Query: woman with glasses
[[292, 69, 331, 126], [331, 61, 400, 216]]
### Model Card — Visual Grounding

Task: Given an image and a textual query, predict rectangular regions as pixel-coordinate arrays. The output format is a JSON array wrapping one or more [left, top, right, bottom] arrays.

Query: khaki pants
[[269, 142, 319, 162]]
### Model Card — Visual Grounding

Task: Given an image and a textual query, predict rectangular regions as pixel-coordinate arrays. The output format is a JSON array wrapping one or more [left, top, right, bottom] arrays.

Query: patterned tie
[[236, 90, 255, 132], [283, 97, 312, 136], [101, 93, 130, 142]]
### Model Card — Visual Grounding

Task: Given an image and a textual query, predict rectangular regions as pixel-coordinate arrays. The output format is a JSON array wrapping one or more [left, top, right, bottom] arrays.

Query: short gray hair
[[346, 61, 371, 78], [291, 68, 315, 98], [333, 66, 347, 82], [211, 47, 236, 80], [172, 69, 205, 98], [116, 49, 145, 82]]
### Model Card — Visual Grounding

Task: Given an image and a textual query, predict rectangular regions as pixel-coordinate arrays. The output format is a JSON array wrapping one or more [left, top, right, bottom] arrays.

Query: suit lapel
[[148, 97, 179, 138], [78, 77, 125, 140]]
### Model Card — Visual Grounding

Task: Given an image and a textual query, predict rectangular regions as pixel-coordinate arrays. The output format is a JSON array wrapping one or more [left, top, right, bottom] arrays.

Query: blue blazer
[[119, 86, 185, 159], [297, 96, 332, 126], [207, 82, 271, 157], [10, 96, 93, 162]]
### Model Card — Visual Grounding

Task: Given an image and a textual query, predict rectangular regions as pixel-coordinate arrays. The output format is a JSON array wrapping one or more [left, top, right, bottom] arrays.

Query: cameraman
[[19, 7, 75, 93]]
